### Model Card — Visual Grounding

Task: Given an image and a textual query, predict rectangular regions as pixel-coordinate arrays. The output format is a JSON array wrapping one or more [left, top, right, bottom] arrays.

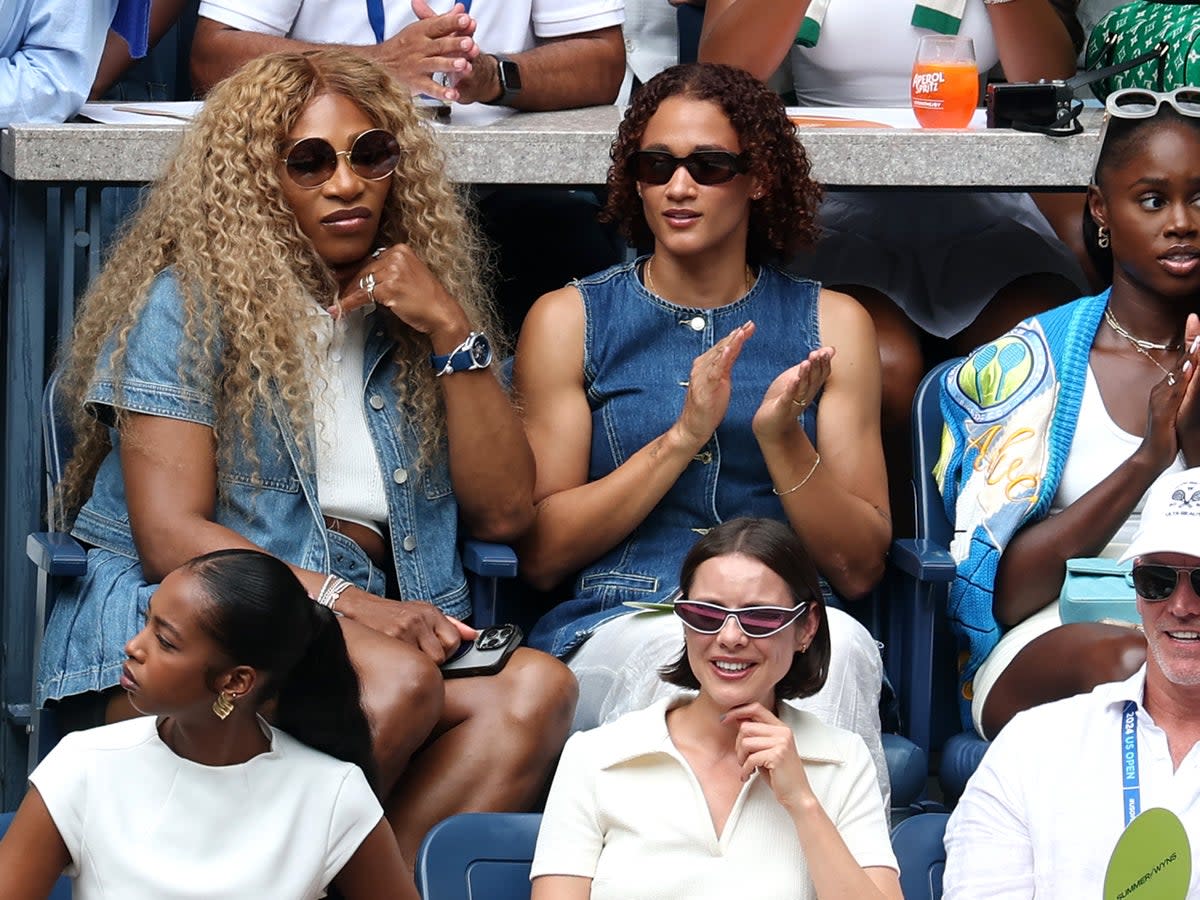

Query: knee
[[1077, 627, 1147, 692], [362, 649, 444, 779], [509, 650, 579, 734]]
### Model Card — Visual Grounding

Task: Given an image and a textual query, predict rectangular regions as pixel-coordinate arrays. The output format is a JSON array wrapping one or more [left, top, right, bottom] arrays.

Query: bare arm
[[514, 287, 738, 590], [753, 290, 891, 599], [697, 0, 808, 80], [122, 413, 468, 657], [190, 8, 479, 100], [455, 27, 625, 109], [333, 819, 420, 900], [336, 244, 535, 544], [0, 788, 73, 900], [531, 875, 593, 899], [91, 0, 191, 99], [993, 366, 1187, 626], [986, 0, 1077, 83]]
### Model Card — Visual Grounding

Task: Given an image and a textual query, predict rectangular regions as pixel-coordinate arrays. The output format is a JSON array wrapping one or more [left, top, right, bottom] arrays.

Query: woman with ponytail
[[0, 548, 413, 899]]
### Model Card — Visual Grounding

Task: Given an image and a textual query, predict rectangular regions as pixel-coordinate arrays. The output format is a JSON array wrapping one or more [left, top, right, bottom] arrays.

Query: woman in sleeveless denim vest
[[39, 49, 575, 868], [515, 63, 892, 802]]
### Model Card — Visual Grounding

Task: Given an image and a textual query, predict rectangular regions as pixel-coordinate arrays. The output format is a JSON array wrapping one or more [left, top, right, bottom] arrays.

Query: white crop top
[[1051, 366, 1184, 557], [308, 307, 388, 535], [786, 0, 998, 107]]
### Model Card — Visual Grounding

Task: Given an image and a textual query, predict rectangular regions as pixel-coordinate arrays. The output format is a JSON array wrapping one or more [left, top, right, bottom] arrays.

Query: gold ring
[[791, 398, 807, 408]]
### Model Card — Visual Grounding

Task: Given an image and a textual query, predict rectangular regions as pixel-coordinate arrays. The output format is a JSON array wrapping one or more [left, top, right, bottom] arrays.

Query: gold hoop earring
[[212, 691, 235, 721], [1097, 226, 1110, 249]]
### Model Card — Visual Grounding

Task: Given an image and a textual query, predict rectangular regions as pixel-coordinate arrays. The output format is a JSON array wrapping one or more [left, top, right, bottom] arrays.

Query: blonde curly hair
[[58, 49, 500, 522]]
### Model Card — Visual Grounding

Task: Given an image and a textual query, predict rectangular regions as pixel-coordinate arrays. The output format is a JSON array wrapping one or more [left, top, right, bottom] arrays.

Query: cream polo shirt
[[531, 697, 897, 899], [945, 666, 1200, 899]]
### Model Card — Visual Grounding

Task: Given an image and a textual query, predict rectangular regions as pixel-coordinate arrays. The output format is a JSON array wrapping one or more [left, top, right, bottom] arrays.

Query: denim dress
[[527, 259, 822, 658], [38, 270, 470, 704]]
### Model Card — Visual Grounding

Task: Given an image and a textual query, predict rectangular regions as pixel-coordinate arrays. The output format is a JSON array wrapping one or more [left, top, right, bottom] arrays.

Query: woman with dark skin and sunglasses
[[37, 49, 576, 868], [515, 63, 892, 801], [0, 549, 415, 899], [530, 518, 901, 900], [936, 89, 1200, 740]]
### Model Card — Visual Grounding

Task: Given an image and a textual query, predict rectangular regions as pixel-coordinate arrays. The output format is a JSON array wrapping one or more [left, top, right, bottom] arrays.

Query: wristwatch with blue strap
[[431, 331, 493, 376]]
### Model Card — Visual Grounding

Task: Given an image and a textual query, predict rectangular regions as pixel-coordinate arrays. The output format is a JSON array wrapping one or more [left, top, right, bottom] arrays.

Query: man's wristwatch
[[483, 55, 522, 106], [431, 332, 494, 376]]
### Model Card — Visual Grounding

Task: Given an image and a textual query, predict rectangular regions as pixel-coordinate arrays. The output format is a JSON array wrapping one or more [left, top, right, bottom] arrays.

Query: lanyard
[[366, 0, 385, 43], [1121, 700, 1142, 828]]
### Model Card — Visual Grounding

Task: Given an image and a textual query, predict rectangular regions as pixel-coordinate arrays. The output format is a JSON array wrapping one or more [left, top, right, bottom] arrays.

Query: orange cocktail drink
[[910, 36, 978, 129]]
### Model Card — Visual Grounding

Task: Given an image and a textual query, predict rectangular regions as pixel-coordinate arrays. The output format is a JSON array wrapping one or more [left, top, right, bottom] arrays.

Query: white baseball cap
[[1120, 467, 1200, 563]]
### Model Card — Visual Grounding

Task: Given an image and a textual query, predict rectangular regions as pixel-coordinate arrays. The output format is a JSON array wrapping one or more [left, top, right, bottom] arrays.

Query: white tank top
[[787, 0, 998, 106], [1050, 366, 1184, 557], [307, 307, 389, 535]]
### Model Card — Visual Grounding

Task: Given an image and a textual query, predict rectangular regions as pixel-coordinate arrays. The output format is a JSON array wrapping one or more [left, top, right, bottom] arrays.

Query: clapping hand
[[670, 321, 755, 451], [1176, 313, 1200, 466], [751, 346, 835, 444]]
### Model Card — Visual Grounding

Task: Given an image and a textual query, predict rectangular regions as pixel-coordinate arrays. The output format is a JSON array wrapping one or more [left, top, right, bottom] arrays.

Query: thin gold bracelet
[[772, 453, 821, 496]]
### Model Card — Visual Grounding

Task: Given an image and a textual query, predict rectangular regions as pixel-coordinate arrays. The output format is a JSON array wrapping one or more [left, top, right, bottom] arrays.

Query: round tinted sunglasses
[[673, 599, 808, 638], [281, 129, 401, 189], [1132, 564, 1200, 601], [629, 150, 750, 186]]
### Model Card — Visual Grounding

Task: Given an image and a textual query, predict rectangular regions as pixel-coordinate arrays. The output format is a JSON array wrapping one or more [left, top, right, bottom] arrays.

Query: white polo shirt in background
[[944, 667, 1200, 899], [531, 697, 896, 900]]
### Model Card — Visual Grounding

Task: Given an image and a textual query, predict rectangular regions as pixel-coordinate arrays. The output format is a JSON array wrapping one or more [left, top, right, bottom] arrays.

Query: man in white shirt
[[943, 466, 1200, 899], [190, 0, 625, 112]]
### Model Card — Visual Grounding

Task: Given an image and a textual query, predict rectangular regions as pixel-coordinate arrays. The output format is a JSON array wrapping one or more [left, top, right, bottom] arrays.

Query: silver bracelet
[[982, 0, 1017, 5], [315, 575, 352, 613]]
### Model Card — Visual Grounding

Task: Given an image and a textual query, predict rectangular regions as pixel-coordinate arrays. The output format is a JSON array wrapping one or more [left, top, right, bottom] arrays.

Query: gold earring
[[212, 691, 235, 721], [1097, 226, 1110, 249]]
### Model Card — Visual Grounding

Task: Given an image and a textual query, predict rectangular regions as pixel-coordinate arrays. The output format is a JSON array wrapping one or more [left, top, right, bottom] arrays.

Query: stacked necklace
[[1104, 306, 1180, 385], [644, 256, 755, 300]]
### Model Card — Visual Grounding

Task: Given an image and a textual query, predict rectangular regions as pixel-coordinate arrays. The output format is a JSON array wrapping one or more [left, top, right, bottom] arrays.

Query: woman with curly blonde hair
[[514, 63, 892, 803], [38, 48, 576, 864]]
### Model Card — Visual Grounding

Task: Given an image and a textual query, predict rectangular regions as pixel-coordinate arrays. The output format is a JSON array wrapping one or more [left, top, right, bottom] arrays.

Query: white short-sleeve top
[[788, 0, 999, 106], [29, 716, 382, 899], [531, 697, 897, 899]]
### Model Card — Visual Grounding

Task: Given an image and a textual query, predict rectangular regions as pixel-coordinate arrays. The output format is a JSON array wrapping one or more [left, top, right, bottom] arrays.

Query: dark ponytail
[[275, 604, 378, 789], [186, 549, 377, 790]]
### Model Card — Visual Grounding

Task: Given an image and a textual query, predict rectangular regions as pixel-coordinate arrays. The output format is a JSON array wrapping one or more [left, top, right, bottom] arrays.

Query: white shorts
[[968, 600, 1062, 737]]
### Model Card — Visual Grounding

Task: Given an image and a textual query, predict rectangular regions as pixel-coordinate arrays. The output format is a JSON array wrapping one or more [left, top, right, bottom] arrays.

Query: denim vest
[[71, 270, 470, 616], [527, 259, 821, 657]]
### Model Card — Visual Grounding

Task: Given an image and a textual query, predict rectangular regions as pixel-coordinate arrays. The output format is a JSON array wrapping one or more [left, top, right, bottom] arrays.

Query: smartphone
[[440, 624, 523, 679]]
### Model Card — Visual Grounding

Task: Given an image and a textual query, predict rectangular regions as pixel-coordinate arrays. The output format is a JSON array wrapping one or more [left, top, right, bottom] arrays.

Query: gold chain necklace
[[1104, 306, 1178, 385], [643, 255, 755, 299]]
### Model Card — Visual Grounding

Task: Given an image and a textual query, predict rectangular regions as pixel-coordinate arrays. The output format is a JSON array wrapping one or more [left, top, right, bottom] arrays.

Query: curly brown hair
[[600, 63, 822, 263], [57, 49, 500, 522]]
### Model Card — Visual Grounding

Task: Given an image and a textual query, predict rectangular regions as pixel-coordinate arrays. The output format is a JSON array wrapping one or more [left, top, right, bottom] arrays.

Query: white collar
[[593, 696, 849, 770]]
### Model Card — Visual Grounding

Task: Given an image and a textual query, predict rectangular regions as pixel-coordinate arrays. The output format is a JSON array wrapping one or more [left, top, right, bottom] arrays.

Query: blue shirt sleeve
[[0, 0, 119, 126]]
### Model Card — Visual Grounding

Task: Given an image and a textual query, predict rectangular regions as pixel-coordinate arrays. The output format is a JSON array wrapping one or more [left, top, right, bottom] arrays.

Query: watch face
[[499, 58, 522, 93], [469, 333, 493, 367]]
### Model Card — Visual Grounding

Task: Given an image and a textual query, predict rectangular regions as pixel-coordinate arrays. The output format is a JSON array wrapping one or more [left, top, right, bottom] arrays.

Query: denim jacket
[[72, 270, 470, 615], [527, 260, 821, 657]]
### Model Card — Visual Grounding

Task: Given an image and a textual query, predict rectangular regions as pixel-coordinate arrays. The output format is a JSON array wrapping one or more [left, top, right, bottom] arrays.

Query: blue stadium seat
[[0, 811, 73, 898], [415, 812, 540, 900], [891, 812, 949, 900], [885, 359, 990, 795]]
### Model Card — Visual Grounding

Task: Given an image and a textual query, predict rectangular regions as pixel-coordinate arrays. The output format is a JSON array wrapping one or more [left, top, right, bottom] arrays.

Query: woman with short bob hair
[[660, 517, 832, 700], [530, 518, 900, 900]]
